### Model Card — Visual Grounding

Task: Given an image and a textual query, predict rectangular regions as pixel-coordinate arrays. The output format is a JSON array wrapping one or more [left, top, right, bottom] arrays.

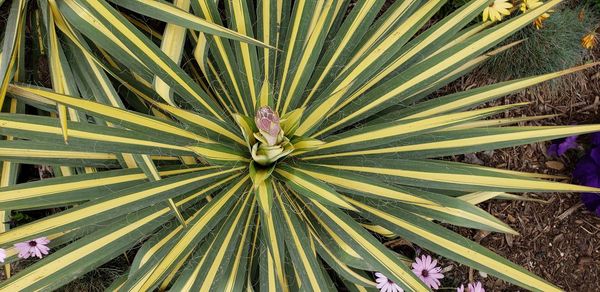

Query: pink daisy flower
[[0, 248, 6, 262], [411, 254, 444, 289], [458, 281, 485, 292], [14, 237, 50, 259], [374, 272, 404, 292]]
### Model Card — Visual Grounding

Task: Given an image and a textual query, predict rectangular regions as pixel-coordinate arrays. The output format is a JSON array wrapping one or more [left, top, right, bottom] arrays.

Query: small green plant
[[0, 0, 598, 291], [485, 5, 598, 79]]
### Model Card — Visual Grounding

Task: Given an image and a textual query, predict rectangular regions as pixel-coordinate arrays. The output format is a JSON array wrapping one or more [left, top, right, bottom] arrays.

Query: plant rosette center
[[234, 106, 324, 169], [252, 106, 294, 165]]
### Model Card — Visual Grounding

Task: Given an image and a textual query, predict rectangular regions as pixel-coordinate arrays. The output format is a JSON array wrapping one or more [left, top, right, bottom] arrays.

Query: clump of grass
[[485, 5, 597, 80]]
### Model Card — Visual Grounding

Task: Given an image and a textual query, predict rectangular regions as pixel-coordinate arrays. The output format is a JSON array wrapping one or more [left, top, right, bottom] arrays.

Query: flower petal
[[573, 156, 600, 186], [428, 258, 438, 270], [483, 7, 490, 22], [34, 247, 42, 258], [590, 133, 600, 146], [423, 255, 432, 269], [581, 193, 600, 216]]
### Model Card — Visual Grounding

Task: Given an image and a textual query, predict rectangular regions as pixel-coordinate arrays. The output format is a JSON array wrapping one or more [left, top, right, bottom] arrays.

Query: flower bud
[[255, 106, 281, 146]]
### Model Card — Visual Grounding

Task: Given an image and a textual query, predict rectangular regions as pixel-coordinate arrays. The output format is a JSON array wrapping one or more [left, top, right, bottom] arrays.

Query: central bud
[[255, 107, 282, 145], [251, 106, 294, 165]]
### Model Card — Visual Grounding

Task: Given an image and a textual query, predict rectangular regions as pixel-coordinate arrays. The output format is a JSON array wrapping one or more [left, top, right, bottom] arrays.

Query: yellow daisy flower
[[520, 0, 551, 29], [533, 13, 550, 29], [482, 0, 513, 22], [520, 0, 544, 13], [582, 33, 598, 50]]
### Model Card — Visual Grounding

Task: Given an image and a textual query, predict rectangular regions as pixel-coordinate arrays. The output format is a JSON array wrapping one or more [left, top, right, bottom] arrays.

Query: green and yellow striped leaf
[[276, 164, 356, 210], [316, 0, 562, 136], [302, 198, 429, 291], [121, 176, 249, 291], [180, 192, 254, 291], [0, 140, 118, 167], [308, 103, 526, 155], [0, 168, 144, 209], [274, 188, 332, 291], [310, 158, 600, 193], [0, 167, 242, 245], [259, 184, 289, 290], [293, 163, 516, 233], [297, 0, 447, 136], [397, 62, 599, 120], [0, 113, 195, 156], [303, 125, 600, 160], [108, 0, 272, 48], [57, 0, 226, 119], [8, 84, 212, 144], [0, 194, 208, 291], [0, 0, 26, 107]]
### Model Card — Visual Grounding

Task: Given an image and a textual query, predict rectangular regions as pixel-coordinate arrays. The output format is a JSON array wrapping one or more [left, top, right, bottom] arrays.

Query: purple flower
[[14, 237, 50, 259], [581, 192, 600, 217], [547, 136, 578, 157], [590, 132, 600, 146], [0, 248, 5, 263], [573, 147, 600, 216], [374, 272, 404, 292], [411, 254, 444, 289], [457, 281, 485, 292]]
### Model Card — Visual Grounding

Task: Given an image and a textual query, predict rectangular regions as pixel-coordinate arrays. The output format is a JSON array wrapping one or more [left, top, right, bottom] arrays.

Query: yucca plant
[[0, 0, 598, 291]]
